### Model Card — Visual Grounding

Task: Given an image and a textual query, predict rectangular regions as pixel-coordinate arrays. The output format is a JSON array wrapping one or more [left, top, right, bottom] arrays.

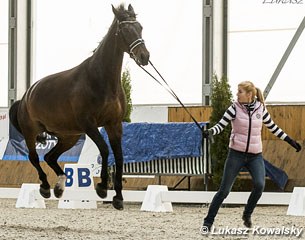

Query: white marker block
[[141, 185, 173, 212], [16, 183, 46, 209], [287, 187, 305, 216]]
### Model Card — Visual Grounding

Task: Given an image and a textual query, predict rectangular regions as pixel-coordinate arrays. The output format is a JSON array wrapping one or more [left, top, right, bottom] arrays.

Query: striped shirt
[[209, 103, 287, 140]]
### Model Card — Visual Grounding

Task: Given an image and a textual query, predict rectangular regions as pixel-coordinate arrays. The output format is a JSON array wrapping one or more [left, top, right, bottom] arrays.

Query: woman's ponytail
[[256, 87, 265, 106]]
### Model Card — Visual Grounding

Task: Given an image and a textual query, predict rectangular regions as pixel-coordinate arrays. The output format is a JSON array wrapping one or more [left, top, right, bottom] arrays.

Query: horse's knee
[[44, 152, 58, 166], [44, 150, 53, 163], [44, 155, 51, 164]]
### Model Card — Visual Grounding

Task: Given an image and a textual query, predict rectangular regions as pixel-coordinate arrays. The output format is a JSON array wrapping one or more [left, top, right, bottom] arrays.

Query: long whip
[[138, 60, 203, 131]]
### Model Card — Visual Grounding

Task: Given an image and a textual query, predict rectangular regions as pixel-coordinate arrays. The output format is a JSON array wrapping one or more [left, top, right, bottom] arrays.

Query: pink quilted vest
[[229, 101, 264, 154]]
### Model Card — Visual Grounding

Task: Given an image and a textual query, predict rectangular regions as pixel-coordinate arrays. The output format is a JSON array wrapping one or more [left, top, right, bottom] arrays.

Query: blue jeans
[[204, 148, 265, 225]]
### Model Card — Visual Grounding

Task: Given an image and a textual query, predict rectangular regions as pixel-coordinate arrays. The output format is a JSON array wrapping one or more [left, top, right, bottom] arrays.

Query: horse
[[9, 4, 150, 210]]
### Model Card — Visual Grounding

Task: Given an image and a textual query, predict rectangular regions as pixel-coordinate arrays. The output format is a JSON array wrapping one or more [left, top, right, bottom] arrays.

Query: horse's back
[[20, 60, 125, 134]]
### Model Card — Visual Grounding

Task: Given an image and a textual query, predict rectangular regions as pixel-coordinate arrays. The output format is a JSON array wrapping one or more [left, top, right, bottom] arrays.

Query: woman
[[202, 81, 301, 230]]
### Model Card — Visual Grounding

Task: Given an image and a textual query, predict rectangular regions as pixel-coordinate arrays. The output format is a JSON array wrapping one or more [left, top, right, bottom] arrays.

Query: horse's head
[[112, 4, 150, 66]]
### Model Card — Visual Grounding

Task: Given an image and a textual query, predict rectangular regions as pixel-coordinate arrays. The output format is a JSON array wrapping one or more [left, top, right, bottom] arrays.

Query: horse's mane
[[116, 3, 137, 19], [92, 4, 136, 54], [117, 3, 126, 13]]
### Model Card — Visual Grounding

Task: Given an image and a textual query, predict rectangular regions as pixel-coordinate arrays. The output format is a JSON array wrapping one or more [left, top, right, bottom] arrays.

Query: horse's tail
[[9, 100, 47, 144], [9, 100, 23, 134]]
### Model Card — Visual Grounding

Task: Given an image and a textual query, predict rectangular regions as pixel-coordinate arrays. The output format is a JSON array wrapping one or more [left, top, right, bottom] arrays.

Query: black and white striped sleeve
[[262, 108, 287, 140], [209, 105, 235, 135]]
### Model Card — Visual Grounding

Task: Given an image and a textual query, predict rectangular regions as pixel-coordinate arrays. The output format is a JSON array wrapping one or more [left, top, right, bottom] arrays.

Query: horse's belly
[[45, 123, 83, 135]]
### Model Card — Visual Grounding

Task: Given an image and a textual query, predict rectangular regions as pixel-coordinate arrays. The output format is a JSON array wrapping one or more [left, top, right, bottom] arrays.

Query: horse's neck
[[87, 22, 124, 91]]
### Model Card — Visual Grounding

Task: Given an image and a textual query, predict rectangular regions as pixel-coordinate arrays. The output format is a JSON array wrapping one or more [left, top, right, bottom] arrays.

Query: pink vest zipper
[[229, 101, 264, 154]]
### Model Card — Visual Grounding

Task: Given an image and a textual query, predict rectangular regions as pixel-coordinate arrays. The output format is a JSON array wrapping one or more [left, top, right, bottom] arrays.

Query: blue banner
[[3, 122, 205, 164], [2, 123, 85, 162], [98, 122, 206, 166]]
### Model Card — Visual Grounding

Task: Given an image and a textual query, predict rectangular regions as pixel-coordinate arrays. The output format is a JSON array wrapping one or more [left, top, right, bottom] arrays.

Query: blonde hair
[[238, 81, 265, 106]]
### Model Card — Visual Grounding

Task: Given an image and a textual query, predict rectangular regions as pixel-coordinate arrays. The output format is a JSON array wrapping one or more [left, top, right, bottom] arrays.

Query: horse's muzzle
[[139, 50, 150, 66], [132, 45, 150, 66]]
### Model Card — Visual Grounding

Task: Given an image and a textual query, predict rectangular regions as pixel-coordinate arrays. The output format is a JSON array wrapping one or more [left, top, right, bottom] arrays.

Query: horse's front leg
[[105, 124, 124, 210], [85, 126, 109, 199]]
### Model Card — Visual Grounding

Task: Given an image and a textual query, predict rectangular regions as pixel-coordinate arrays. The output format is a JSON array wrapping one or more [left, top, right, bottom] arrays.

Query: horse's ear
[[112, 4, 119, 18], [128, 4, 135, 15]]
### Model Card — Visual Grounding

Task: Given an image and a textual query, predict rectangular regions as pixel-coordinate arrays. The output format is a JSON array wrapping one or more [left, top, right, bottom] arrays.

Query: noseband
[[117, 20, 145, 61]]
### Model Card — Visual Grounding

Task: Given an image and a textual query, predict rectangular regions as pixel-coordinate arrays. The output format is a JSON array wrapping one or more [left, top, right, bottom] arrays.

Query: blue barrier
[[2, 123, 85, 162]]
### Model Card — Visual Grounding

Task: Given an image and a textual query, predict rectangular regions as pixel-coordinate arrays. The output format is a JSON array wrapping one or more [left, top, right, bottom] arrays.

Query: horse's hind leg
[[24, 137, 51, 198], [44, 135, 80, 198], [105, 124, 124, 210]]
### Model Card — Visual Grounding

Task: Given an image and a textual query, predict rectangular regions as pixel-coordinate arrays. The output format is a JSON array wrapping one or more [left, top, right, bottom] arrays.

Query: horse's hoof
[[54, 174, 66, 198], [95, 183, 107, 198], [112, 196, 124, 210], [40, 187, 51, 198], [54, 184, 64, 198]]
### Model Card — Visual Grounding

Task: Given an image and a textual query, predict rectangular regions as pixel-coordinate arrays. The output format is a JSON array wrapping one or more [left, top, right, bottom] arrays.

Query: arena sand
[[0, 199, 304, 240]]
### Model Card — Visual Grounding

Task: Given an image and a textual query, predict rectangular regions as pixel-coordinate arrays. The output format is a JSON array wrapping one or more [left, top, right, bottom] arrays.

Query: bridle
[[116, 20, 145, 62]]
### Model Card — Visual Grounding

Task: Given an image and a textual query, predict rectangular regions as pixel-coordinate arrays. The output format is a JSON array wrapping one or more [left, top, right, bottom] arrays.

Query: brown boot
[[201, 222, 212, 235], [242, 214, 252, 228]]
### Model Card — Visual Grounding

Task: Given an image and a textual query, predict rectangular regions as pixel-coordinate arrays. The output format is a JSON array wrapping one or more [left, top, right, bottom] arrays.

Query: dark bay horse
[[9, 4, 149, 210]]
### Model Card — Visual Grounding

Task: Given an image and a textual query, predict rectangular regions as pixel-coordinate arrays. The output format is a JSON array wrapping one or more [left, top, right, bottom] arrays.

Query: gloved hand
[[290, 140, 302, 152], [202, 129, 212, 139], [285, 136, 302, 152]]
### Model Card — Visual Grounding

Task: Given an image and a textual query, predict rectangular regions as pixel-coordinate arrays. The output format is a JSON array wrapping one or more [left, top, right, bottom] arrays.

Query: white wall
[[0, 0, 8, 107], [131, 105, 168, 123], [2, 1, 304, 107], [228, 0, 305, 101]]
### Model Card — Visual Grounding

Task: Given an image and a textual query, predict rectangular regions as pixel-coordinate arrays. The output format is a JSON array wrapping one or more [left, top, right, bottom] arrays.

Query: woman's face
[[237, 86, 252, 103]]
